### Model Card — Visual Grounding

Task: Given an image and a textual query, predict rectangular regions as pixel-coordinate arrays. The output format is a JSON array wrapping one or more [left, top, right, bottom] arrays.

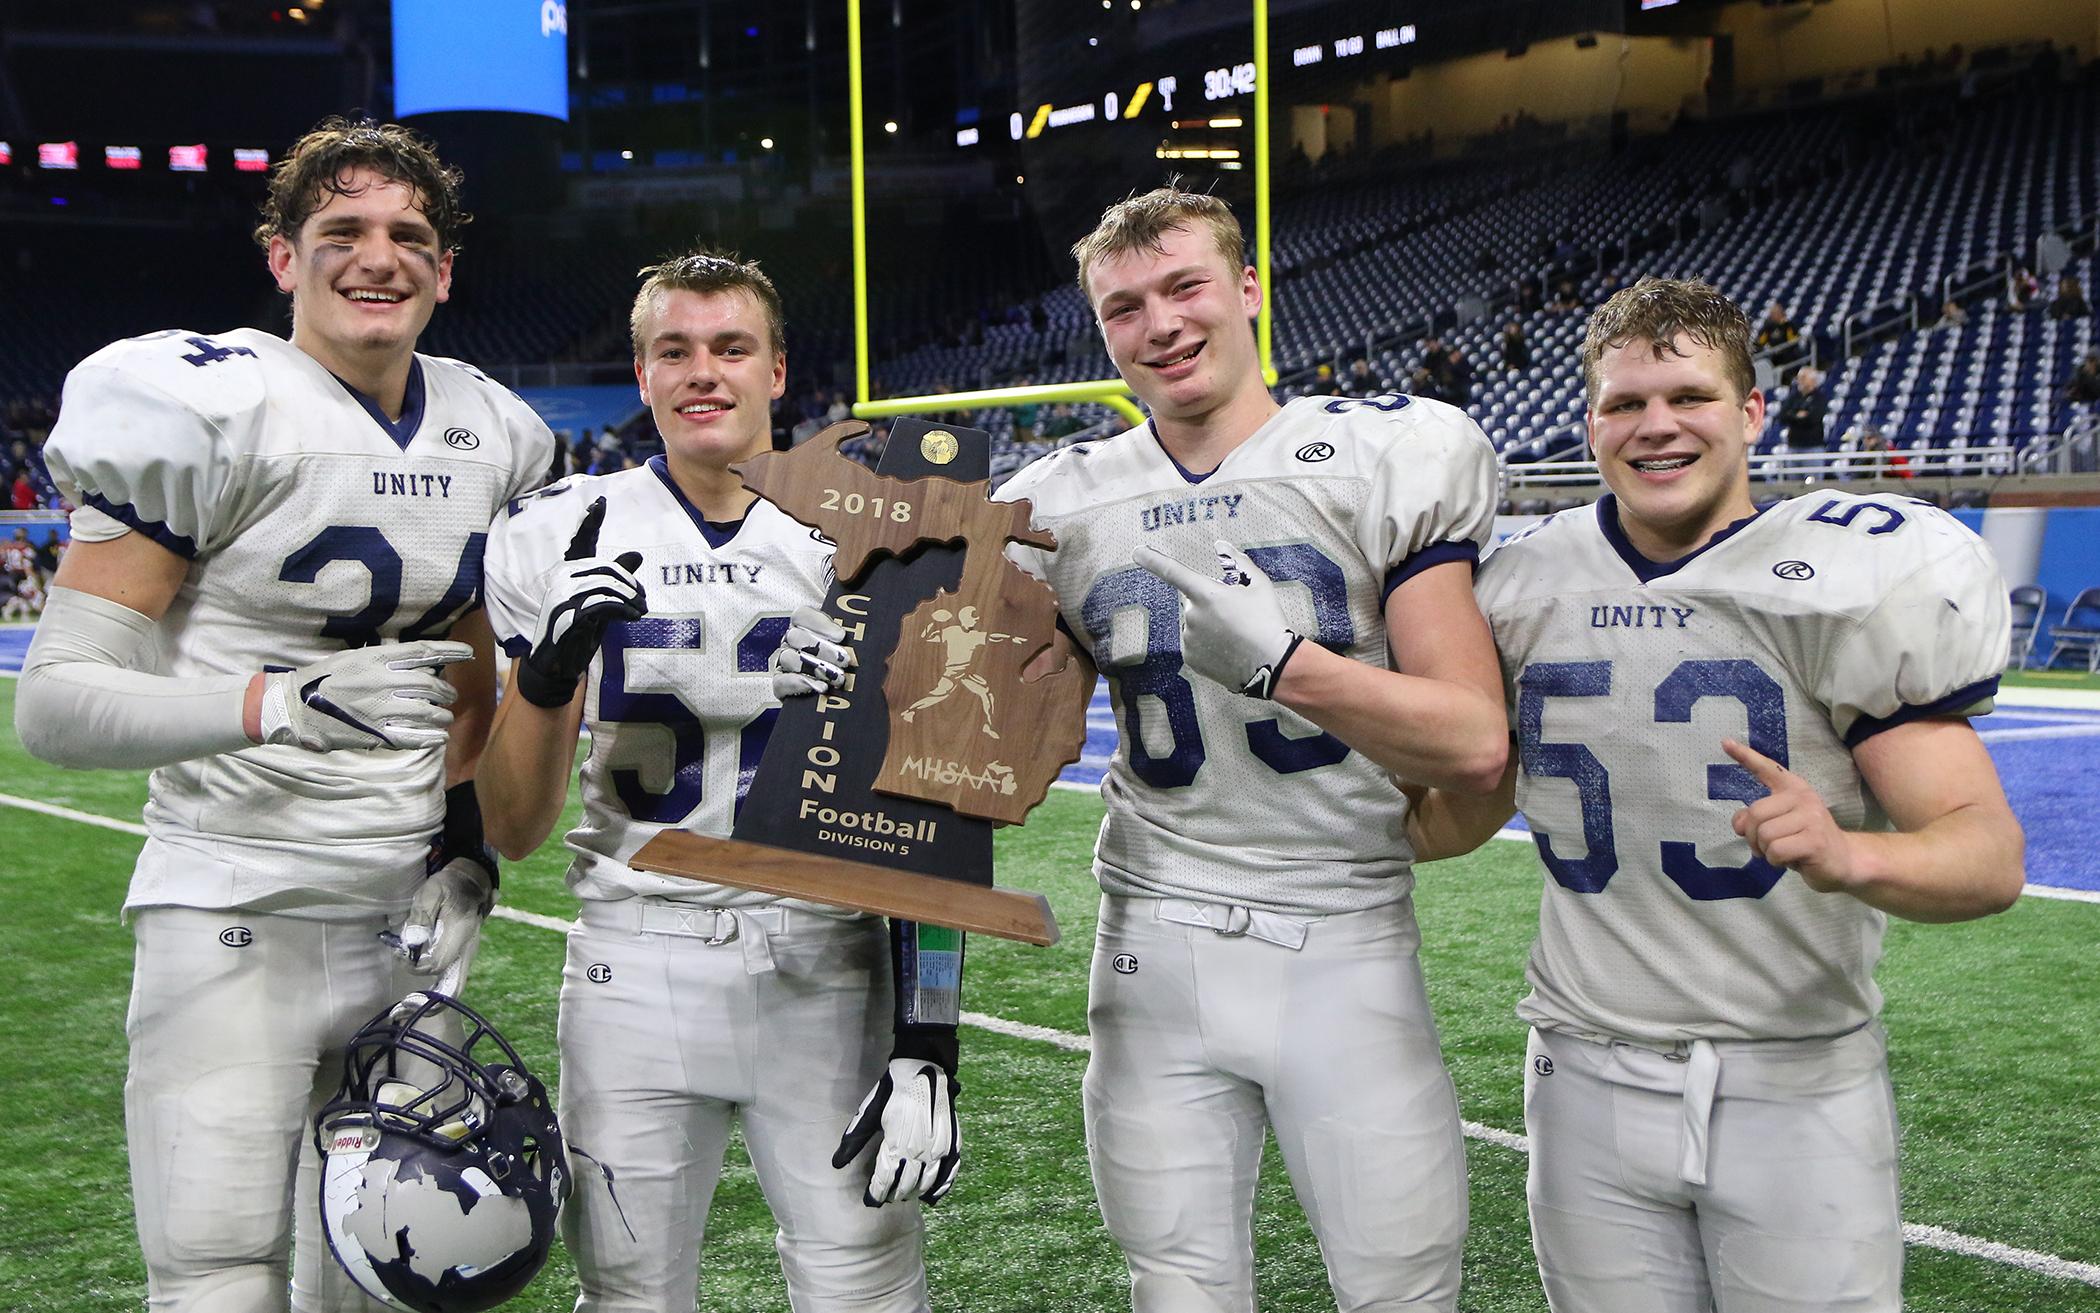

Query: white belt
[[1155, 898, 1311, 951], [632, 901, 789, 975], [1678, 1038, 1719, 1187]]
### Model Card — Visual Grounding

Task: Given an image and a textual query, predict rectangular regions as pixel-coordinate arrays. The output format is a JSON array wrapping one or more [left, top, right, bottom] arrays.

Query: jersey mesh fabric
[[485, 466, 855, 912], [996, 394, 1498, 915], [1477, 491, 2009, 1042], [44, 328, 553, 917]]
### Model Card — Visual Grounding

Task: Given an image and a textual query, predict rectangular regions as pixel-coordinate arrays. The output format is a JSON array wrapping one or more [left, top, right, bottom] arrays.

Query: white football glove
[[516, 496, 647, 709], [397, 856, 494, 977], [770, 605, 856, 699], [831, 1058, 961, 1207], [1133, 538, 1304, 698], [258, 640, 471, 752]]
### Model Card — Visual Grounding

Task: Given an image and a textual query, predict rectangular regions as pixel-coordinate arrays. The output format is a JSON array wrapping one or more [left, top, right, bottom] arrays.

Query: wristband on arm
[[888, 918, 962, 1075]]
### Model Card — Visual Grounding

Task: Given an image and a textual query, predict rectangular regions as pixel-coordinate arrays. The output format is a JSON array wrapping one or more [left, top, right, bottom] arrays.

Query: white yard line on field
[[1995, 686, 2100, 711], [1976, 724, 2100, 743], [0, 791, 147, 836], [4, 790, 2098, 1288]]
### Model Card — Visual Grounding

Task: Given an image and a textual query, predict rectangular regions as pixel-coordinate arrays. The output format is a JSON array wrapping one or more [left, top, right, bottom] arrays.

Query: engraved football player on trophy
[[630, 416, 1091, 944], [899, 607, 1026, 738]]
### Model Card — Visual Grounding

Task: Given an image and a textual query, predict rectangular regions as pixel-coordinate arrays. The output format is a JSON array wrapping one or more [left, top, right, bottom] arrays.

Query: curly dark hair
[[252, 117, 469, 252]]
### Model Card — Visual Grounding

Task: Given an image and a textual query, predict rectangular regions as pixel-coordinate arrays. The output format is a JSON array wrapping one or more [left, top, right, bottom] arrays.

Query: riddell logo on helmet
[[331, 1127, 379, 1154]]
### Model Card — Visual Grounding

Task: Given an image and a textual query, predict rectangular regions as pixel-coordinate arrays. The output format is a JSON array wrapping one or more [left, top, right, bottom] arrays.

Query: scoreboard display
[[393, 0, 570, 121]]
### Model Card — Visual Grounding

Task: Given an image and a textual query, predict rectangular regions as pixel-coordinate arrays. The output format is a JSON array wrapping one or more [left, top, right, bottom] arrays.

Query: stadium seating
[[5, 64, 2093, 490], [879, 68, 2097, 472]]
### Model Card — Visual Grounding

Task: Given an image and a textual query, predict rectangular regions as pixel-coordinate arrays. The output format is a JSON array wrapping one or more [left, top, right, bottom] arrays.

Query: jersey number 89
[[1080, 542, 1354, 787]]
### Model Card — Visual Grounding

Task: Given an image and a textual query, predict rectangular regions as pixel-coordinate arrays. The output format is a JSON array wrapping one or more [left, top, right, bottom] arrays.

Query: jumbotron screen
[[393, 0, 569, 121]]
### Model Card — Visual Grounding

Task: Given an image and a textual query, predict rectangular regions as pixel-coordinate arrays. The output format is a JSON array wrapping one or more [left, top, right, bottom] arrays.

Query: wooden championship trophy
[[628, 418, 1092, 945]]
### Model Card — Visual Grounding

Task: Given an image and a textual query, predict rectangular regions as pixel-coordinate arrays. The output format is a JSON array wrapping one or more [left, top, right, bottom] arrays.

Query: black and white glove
[[398, 783, 499, 978], [259, 640, 472, 752], [769, 606, 856, 699], [516, 497, 646, 709], [1134, 538, 1304, 698], [831, 1058, 961, 1207]]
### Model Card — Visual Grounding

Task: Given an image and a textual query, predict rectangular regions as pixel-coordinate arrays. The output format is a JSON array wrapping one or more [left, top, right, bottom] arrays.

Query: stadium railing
[[1504, 443, 2024, 490], [2019, 414, 2100, 475]]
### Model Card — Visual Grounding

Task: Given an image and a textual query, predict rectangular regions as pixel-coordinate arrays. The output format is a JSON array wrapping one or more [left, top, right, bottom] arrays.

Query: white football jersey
[[44, 328, 553, 918], [997, 394, 1499, 915], [483, 460, 851, 909], [1476, 491, 2010, 1044]]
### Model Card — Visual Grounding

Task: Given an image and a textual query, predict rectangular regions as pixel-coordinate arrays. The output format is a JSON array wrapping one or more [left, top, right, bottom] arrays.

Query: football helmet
[[315, 991, 568, 1313]]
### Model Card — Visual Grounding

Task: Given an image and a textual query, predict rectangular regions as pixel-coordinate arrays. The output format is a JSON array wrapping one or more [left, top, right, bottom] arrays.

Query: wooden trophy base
[[629, 830, 1060, 946]]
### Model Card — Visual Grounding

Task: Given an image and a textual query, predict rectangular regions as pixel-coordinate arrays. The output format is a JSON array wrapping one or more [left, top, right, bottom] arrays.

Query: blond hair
[[1071, 185, 1246, 300], [630, 248, 786, 357]]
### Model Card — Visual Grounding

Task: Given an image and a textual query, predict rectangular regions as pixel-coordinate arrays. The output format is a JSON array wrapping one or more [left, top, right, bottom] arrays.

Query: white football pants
[[126, 905, 412, 1313], [1084, 893, 1468, 1313], [558, 898, 928, 1313], [1524, 1025, 1903, 1313]]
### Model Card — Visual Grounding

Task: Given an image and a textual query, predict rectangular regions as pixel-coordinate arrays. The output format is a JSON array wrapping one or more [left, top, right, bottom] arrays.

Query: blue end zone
[[0, 627, 31, 675]]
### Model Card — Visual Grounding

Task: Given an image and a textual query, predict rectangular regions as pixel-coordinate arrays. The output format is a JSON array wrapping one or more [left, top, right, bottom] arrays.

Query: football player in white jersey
[[993, 187, 1508, 1311], [479, 251, 953, 1313], [14, 119, 554, 1311], [1407, 277, 2026, 1313]]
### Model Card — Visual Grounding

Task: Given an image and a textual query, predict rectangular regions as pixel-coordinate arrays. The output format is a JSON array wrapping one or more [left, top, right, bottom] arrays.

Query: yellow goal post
[[843, 0, 1277, 431]]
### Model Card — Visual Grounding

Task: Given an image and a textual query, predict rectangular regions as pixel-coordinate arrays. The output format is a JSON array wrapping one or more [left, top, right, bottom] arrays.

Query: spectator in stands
[[9, 470, 35, 511], [1938, 299, 1968, 329], [1038, 404, 1080, 441], [1754, 302, 1799, 353], [789, 396, 826, 447], [842, 422, 889, 468], [1858, 427, 1912, 479], [1343, 358, 1379, 397], [1010, 379, 1041, 441], [2047, 274, 2089, 320], [1547, 279, 1583, 312], [1406, 366, 1445, 403], [1443, 347, 1474, 409], [1419, 333, 1445, 377], [2065, 352, 2100, 405], [2007, 265, 2042, 311], [1779, 367, 1831, 453], [1500, 322, 1531, 372]]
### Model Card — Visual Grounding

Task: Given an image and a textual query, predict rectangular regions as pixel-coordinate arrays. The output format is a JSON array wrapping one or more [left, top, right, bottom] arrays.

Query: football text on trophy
[[628, 419, 1091, 944]]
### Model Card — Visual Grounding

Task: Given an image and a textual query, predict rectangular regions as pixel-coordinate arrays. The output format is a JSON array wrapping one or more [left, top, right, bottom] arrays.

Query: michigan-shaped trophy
[[628, 418, 1091, 944]]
